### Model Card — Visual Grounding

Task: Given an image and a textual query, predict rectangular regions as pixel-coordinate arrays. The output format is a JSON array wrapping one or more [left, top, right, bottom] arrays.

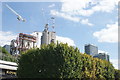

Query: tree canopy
[[0, 46, 17, 62], [0, 46, 9, 55], [17, 43, 117, 79]]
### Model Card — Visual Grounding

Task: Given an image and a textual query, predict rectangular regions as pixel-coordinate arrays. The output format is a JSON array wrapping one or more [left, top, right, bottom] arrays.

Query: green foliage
[[0, 46, 18, 62], [17, 43, 83, 78], [94, 58, 115, 80], [81, 54, 96, 79], [114, 69, 120, 80], [17, 43, 116, 79], [0, 53, 18, 62], [0, 46, 9, 55]]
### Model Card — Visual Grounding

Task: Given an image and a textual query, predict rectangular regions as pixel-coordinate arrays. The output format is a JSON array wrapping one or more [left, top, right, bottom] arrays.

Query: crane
[[51, 17, 55, 29], [6, 4, 26, 22]]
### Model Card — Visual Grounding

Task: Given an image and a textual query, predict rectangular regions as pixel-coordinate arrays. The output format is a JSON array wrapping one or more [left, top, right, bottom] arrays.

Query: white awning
[[0, 60, 17, 66], [0, 60, 18, 70], [0, 64, 17, 70]]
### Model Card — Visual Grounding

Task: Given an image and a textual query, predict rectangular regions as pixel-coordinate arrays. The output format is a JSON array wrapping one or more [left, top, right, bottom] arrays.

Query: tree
[[81, 54, 96, 79], [17, 43, 116, 79], [114, 69, 120, 80], [0, 46, 17, 62], [0, 46, 9, 55], [17, 43, 83, 78]]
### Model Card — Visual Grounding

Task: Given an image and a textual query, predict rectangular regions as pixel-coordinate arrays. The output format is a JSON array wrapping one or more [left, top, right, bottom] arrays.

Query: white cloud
[[48, 4, 55, 8], [110, 59, 119, 69], [50, 10, 80, 22], [93, 22, 118, 43], [98, 50, 108, 54], [61, 0, 93, 16], [56, 36, 75, 46], [60, 0, 118, 16], [81, 19, 93, 26], [50, 0, 118, 26], [0, 31, 17, 46], [50, 10, 93, 26]]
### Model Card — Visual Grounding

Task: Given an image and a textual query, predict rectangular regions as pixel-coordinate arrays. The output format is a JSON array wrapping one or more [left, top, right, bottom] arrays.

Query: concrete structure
[[93, 52, 110, 61], [85, 44, 98, 56], [18, 33, 37, 52], [10, 33, 37, 54], [31, 31, 41, 48], [0, 60, 17, 79], [3, 45, 10, 54], [10, 39, 18, 55], [41, 24, 56, 45]]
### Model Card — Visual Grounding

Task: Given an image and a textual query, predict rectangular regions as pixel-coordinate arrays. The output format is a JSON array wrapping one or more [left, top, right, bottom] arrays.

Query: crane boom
[[6, 4, 26, 22], [6, 4, 19, 16]]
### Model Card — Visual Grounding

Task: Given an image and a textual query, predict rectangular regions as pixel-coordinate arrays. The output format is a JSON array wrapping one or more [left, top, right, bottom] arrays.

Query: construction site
[[1, 2, 118, 79], [1, 4, 57, 78], [9, 24, 56, 55], [3, 4, 57, 55]]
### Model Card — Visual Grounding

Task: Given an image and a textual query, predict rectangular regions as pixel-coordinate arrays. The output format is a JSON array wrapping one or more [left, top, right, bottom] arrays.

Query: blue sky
[[0, 0, 118, 69]]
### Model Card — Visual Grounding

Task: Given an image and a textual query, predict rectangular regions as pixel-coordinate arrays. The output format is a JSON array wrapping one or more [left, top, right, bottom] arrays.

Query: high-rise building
[[93, 52, 110, 61], [41, 24, 56, 45], [85, 44, 98, 56]]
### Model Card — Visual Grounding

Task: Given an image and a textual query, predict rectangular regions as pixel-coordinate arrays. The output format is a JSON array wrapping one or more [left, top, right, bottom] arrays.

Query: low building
[[93, 52, 110, 61], [0, 60, 17, 79]]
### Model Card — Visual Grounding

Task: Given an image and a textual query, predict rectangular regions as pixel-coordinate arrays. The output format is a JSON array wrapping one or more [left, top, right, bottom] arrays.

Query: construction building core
[[41, 24, 56, 45], [18, 33, 37, 51], [10, 33, 37, 55]]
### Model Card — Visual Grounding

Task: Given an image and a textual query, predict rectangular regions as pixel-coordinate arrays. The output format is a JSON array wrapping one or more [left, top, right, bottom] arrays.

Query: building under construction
[[10, 33, 37, 55], [10, 17, 56, 55], [18, 33, 36, 52], [41, 24, 56, 45]]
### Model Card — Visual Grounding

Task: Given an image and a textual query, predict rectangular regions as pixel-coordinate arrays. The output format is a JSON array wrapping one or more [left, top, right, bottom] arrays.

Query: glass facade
[[93, 53, 110, 61], [85, 44, 98, 56]]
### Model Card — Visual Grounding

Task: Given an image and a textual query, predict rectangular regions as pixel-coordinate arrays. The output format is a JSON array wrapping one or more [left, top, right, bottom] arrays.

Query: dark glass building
[[85, 44, 98, 56], [93, 53, 110, 61]]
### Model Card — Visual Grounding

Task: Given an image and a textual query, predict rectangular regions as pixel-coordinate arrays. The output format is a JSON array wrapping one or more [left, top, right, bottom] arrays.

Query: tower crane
[[6, 4, 26, 22]]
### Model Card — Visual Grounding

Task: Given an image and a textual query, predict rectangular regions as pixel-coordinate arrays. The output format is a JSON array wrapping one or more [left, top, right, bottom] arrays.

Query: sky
[[0, 0, 119, 69]]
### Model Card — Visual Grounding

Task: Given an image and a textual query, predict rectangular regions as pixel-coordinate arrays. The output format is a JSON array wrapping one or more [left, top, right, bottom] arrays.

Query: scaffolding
[[10, 33, 37, 54], [18, 33, 36, 52]]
